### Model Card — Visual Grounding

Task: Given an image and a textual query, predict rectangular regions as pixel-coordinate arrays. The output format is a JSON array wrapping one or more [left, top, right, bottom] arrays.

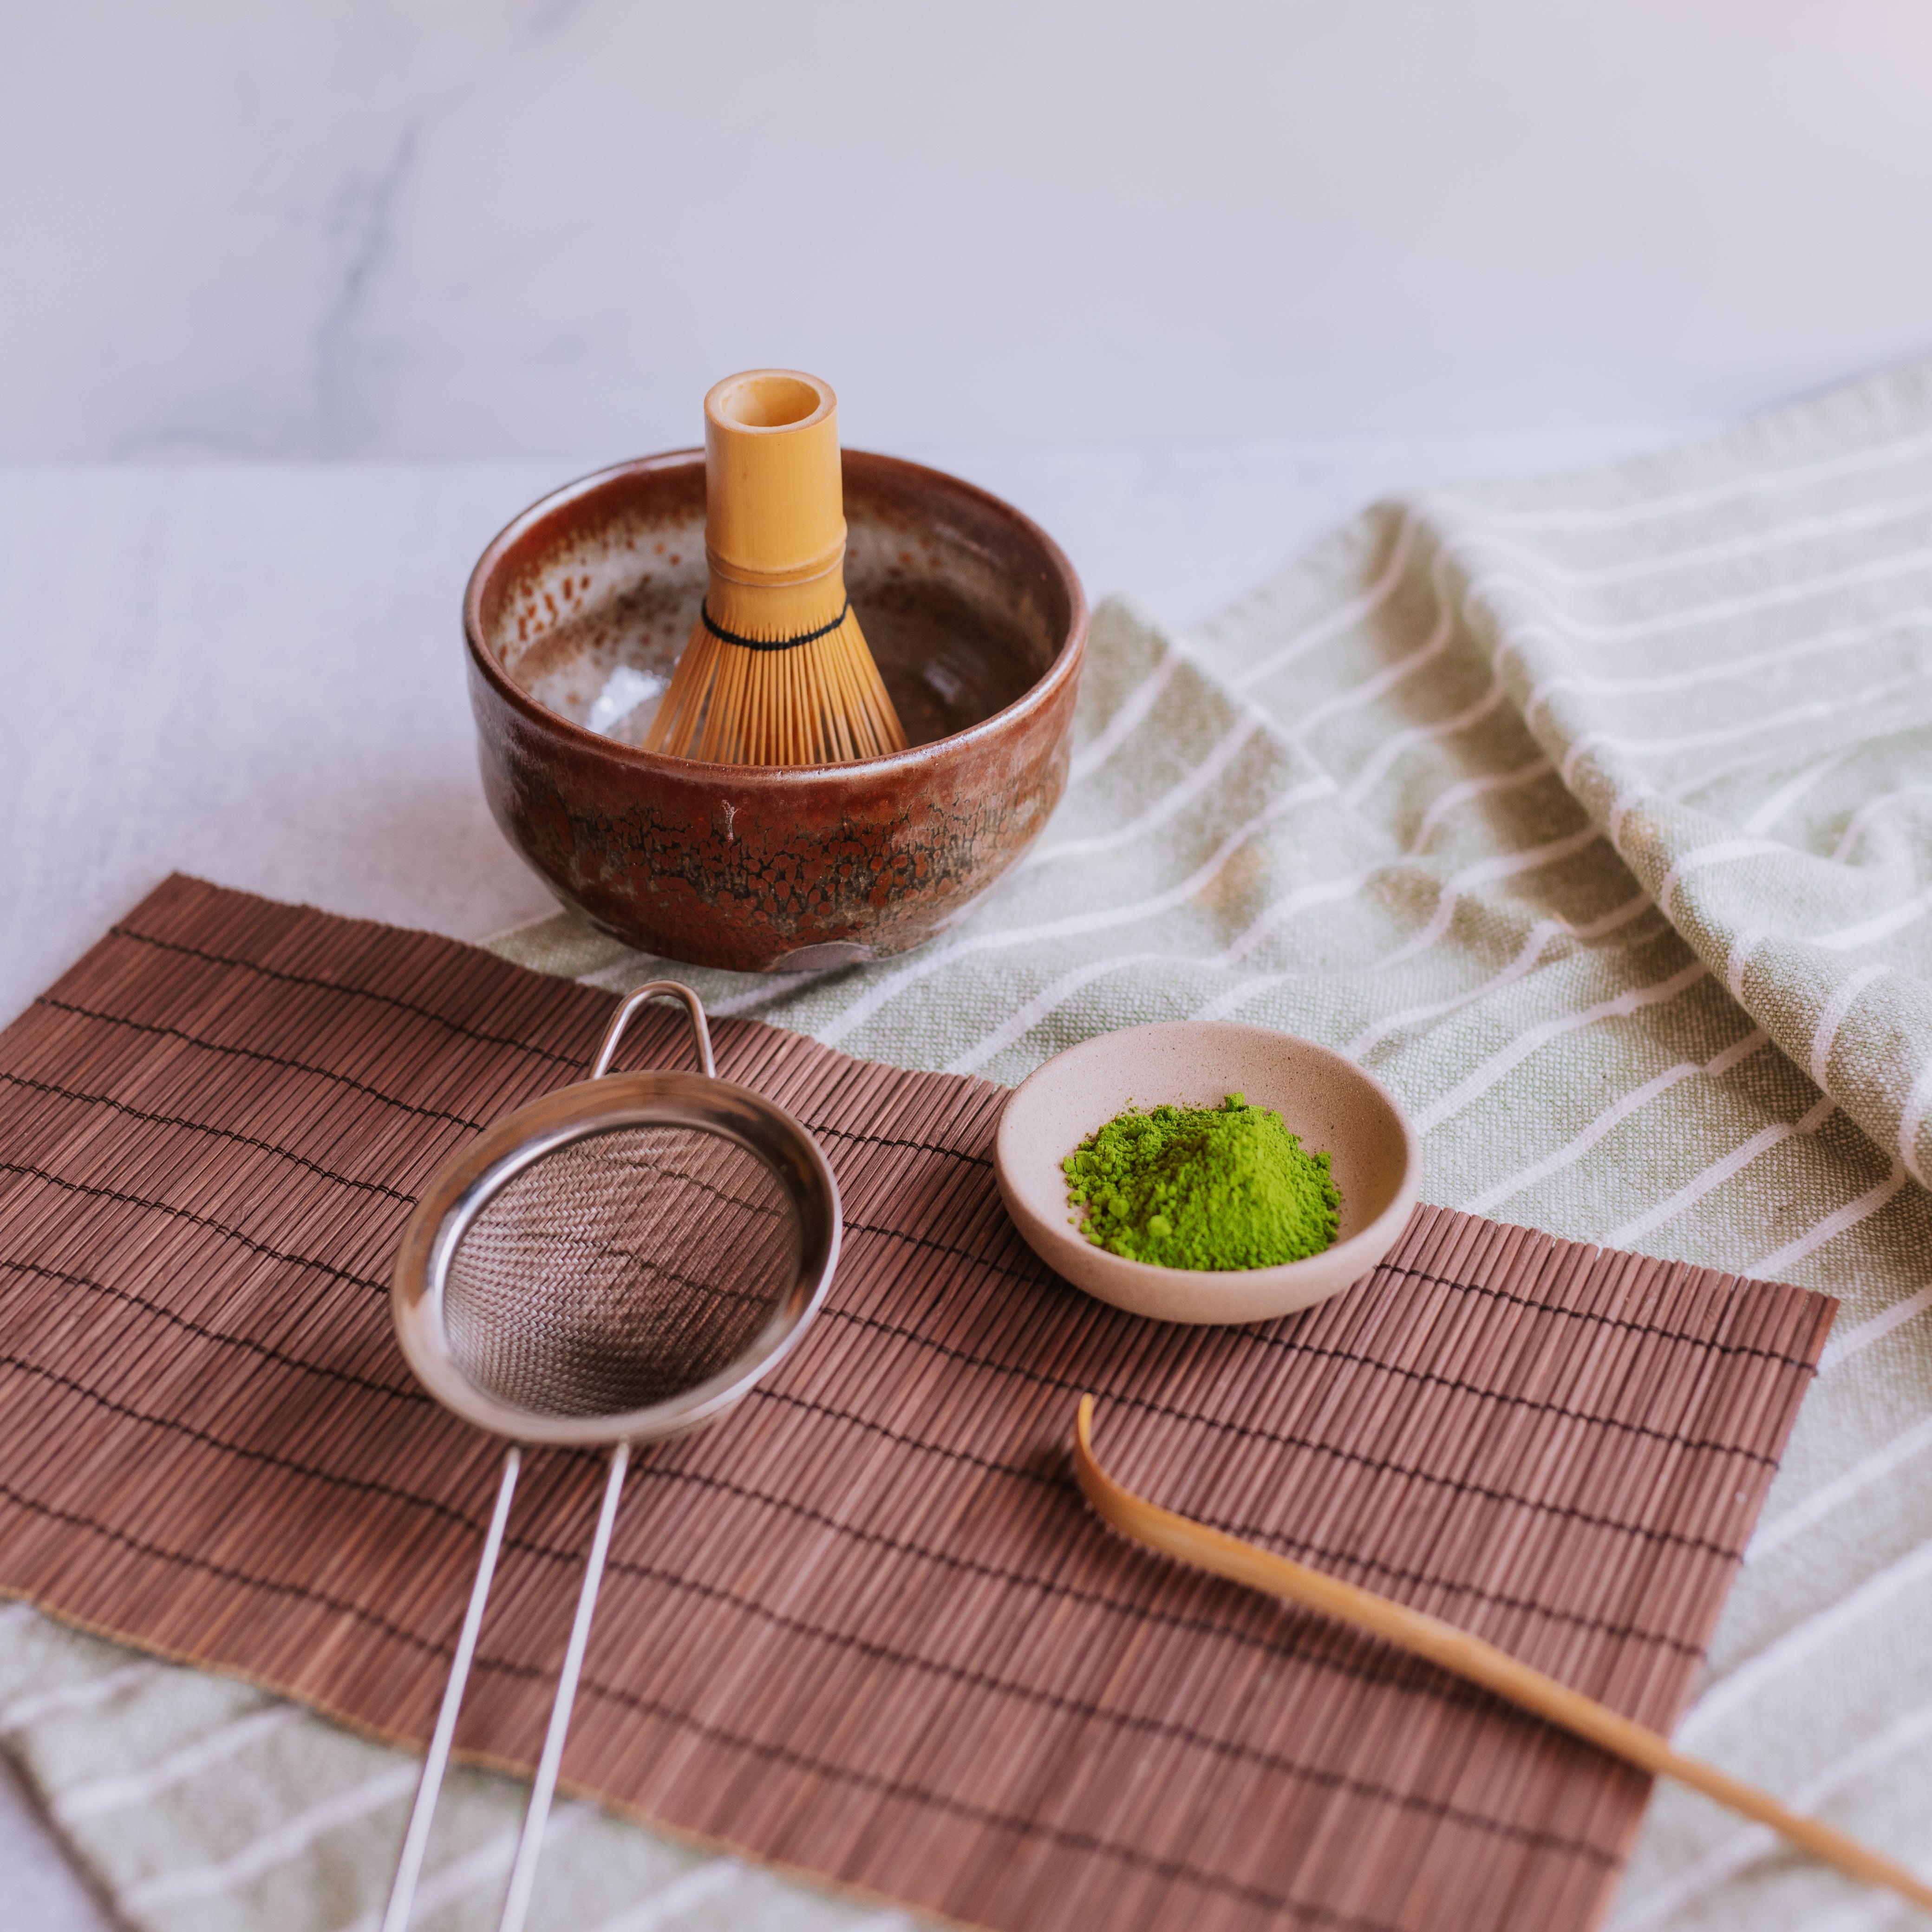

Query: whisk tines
[[646, 599, 904, 765]]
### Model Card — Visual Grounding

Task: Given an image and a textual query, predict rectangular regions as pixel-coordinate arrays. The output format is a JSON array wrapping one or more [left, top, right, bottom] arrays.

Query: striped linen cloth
[[6, 357, 1932, 1929]]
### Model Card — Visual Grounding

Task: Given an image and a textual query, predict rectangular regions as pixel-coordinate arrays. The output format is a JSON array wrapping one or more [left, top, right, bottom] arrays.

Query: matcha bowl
[[464, 449, 1086, 972], [994, 1022, 1420, 1325]]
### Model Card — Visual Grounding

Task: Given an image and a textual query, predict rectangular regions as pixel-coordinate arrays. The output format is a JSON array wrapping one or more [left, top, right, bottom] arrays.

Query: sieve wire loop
[[591, 979, 714, 1080]]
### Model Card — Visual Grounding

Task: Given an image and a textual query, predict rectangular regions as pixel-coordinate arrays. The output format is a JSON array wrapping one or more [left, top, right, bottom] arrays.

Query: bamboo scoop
[[1072, 1395, 1932, 1918], [642, 369, 908, 765]]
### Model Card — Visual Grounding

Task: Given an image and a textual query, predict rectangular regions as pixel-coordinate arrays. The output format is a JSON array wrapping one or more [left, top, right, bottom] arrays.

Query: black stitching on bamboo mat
[[566, 1670, 1622, 1875], [0, 1071, 420, 1206], [31, 997, 492, 1135], [605, 1460, 1439, 1661], [586, 1521, 1704, 1693], [0, 1161, 386, 1296], [5, 1252, 1752, 1614], [0, 1307, 1723, 1669], [107, 923, 589, 1071], [0, 1357, 476, 1531], [834, 1218, 1821, 1370], [89, 937, 1000, 1167], [0, 1501, 1618, 1926], [743, 1379, 1755, 1575], [602, 1460, 1708, 1661], [817, 1299, 1789, 1487], [0, 1482, 448, 1658], [0, 1488, 1620, 1912], [3, 1260, 424, 1403], [564, 1576, 1566, 1792], [1372, 1259, 1817, 1366], [0, 879, 1830, 1932], [511, 1416, 1728, 1655], [808, 1118, 996, 1167], [103, 927, 994, 1176]]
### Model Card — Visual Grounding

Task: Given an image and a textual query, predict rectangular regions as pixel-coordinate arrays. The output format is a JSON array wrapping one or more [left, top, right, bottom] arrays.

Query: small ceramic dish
[[994, 1021, 1420, 1325]]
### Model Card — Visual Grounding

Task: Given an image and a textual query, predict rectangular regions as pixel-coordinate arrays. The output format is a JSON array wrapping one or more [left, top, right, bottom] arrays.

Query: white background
[[3, 0, 1931, 463], [2, 5, 1931, 1925]]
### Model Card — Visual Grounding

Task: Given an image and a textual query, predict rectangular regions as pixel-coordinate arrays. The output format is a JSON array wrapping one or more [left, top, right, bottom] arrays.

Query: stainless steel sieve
[[381, 982, 839, 1932]]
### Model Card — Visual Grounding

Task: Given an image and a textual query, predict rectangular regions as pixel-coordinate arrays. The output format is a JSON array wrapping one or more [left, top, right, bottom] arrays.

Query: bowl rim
[[993, 1020, 1423, 1322], [463, 444, 1090, 782]]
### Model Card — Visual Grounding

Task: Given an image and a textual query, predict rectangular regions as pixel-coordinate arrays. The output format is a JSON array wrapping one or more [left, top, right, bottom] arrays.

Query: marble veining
[[6, 2, 1932, 463]]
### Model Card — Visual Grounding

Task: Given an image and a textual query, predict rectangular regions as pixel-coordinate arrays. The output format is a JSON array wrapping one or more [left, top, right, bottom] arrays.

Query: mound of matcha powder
[[1062, 1093, 1340, 1271]]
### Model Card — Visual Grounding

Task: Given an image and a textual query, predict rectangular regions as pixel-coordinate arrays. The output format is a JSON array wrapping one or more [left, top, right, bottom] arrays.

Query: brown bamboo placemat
[[0, 875, 1833, 1932]]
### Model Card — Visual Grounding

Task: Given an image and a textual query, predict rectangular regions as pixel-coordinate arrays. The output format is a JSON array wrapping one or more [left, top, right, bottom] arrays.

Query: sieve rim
[[391, 1069, 840, 1446]]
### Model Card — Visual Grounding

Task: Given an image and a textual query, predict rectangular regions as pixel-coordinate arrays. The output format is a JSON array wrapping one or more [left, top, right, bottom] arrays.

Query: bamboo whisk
[[642, 370, 908, 766]]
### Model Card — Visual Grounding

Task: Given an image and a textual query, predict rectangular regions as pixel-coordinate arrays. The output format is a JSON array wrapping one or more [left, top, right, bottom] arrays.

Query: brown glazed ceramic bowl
[[464, 450, 1087, 972]]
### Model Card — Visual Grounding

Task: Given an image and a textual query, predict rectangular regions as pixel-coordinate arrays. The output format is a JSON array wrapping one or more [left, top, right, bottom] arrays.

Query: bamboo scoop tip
[[1072, 1396, 1153, 1547], [1071, 1394, 1102, 1495]]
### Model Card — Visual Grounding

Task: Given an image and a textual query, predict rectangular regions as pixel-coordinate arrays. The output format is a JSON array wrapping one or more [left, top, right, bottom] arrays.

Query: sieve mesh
[[444, 1123, 801, 1421]]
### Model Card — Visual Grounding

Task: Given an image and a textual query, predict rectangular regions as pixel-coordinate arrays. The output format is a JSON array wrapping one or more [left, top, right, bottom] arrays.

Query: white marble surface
[[3, 2, 1931, 462]]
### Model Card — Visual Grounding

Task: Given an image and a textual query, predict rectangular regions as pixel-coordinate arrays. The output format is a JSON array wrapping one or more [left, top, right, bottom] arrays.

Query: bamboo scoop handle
[[1071, 1395, 1932, 1917]]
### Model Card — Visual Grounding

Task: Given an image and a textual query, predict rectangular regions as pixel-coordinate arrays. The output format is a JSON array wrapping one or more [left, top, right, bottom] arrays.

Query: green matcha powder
[[1062, 1093, 1341, 1271]]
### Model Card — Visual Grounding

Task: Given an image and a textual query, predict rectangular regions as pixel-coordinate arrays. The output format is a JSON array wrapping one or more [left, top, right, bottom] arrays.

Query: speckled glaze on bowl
[[464, 450, 1087, 973], [995, 1022, 1421, 1325]]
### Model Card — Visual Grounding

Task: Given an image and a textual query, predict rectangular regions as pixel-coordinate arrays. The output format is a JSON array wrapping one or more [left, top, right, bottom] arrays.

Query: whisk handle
[[590, 982, 715, 1081], [381, 1445, 521, 1932], [497, 1441, 631, 1932]]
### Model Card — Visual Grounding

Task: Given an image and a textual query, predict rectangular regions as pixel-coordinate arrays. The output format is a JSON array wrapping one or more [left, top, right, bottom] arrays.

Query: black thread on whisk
[[700, 598, 851, 652]]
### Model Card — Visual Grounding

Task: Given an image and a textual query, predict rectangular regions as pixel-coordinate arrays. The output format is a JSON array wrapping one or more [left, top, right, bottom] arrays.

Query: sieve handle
[[381, 1445, 521, 1932], [497, 1441, 631, 1932], [589, 981, 715, 1081]]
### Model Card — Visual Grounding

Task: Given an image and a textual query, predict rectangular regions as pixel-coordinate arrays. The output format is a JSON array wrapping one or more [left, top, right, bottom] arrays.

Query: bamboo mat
[[0, 876, 1833, 1932]]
